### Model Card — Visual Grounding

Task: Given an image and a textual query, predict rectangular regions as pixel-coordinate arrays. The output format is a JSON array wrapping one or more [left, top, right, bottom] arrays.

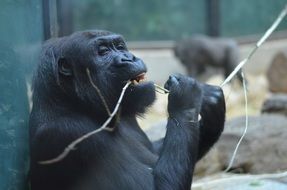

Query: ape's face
[[48, 30, 156, 116], [91, 34, 150, 91], [88, 33, 156, 115]]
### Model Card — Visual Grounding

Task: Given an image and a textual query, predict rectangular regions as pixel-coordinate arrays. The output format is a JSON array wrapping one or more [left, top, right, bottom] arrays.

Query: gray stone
[[145, 114, 287, 177], [267, 51, 287, 93], [261, 94, 287, 116], [196, 114, 287, 176], [193, 173, 287, 190]]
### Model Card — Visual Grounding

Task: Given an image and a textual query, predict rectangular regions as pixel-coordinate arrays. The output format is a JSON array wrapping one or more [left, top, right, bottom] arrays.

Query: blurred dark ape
[[174, 35, 243, 83], [29, 30, 226, 190]]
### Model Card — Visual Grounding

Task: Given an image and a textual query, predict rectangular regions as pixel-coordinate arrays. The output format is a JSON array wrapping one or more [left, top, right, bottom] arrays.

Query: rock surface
[[196, 114, 287, 175], [192, 173, 287, 190], [267, 51, 287, 93], [145, 114, 287, 176], [261, 94, 287, 116]]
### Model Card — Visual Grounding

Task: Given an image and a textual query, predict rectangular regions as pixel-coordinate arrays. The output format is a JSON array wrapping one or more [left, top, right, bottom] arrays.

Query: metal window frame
[[42, 0, 73, 40], [206, 0, 220, 37]]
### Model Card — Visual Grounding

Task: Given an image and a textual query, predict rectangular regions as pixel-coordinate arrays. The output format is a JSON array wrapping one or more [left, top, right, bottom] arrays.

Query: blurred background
[[1, 0, 287, 189]]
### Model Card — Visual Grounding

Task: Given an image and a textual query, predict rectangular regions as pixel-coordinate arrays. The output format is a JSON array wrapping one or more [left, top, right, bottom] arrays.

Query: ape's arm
[[153, 113, 199, 190], [152, 83, 225, 161], [153, 75, 202, 190]]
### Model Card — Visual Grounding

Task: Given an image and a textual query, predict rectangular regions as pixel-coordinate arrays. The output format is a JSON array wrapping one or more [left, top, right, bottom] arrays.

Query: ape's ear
[[58, 57, 73, 76]]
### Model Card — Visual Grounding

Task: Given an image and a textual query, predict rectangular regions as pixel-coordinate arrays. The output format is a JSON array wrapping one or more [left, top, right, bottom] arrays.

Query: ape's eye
[[116, 43, 126, 50], [98, 46, 109, 55], [58, 57, 72, 76]]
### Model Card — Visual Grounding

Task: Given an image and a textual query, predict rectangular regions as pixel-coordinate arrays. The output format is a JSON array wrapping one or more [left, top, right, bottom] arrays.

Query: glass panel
[[0, 1, 43, 189], [72, 0, 287, 41], [220, 0, 287, 37], [73, 0, 207, 41]]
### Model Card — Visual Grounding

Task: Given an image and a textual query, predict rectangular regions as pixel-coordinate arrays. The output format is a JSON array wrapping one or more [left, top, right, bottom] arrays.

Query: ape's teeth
[[131, 77, 146, 85], [132, 80, 138, 85], [131, 73, 146, 84]]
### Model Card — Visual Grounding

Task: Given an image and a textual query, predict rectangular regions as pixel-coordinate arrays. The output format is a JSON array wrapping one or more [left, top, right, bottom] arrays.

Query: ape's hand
[[201, 83, 225, 113], [164, 75, 203, 119], [196, 83, 226, 160]]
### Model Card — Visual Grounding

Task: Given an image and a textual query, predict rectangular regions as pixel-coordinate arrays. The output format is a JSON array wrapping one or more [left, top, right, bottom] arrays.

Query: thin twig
[[224, 72, 248, 172], [154, 83, 170, 94], [86, 68, 111, 116], [39, 81, 132, 164], [221, 4, 287, 87]]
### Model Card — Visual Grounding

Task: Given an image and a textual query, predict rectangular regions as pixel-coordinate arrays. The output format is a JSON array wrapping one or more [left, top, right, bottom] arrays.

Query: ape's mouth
[[130, 73, 146, 85]]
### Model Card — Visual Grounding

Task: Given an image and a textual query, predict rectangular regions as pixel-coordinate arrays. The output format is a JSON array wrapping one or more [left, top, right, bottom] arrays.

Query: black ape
[[174, 35, 243, 82], [29, 30, 225, 190]]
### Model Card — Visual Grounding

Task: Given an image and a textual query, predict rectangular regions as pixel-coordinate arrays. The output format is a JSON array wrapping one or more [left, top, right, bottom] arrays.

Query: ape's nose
[[115, 53, 135, 67], [121, 56, 132, 63], [122, 53, 135, 62]]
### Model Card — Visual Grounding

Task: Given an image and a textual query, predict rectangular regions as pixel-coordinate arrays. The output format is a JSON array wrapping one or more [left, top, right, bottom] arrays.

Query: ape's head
[[33, 30, 156, 119]]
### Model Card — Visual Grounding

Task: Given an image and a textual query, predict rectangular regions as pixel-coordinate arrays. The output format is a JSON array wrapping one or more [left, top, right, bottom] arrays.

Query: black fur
[[29, 30, 226, 190]]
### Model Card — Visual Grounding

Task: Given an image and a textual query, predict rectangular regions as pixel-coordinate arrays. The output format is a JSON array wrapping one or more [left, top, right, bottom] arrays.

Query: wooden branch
[[38, 80, 131, 164]]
